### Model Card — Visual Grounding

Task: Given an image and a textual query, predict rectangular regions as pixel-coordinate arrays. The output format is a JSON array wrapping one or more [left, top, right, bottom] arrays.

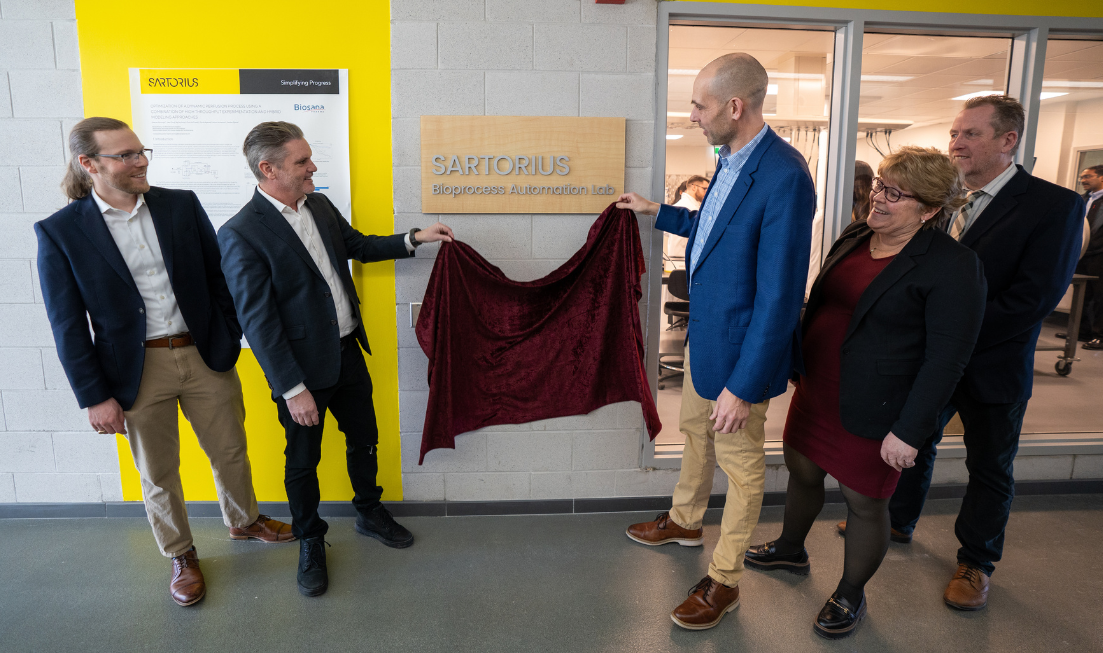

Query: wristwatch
[[409, 227, 422, 248]]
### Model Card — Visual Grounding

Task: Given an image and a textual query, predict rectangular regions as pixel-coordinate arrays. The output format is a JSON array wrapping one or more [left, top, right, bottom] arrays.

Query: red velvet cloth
[[414, 203, 661, 464]]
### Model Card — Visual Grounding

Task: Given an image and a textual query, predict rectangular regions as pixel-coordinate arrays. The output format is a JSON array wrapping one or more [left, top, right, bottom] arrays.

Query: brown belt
[[145, 333, 193, 349]]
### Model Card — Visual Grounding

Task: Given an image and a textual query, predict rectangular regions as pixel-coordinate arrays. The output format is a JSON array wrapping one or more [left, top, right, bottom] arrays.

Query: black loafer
[[814, 593, 866, 640], [1083, 338, 1103, 350], [297, 536, 329, 597], [744, 541, 810, 575], [355, 504, 414, 548]]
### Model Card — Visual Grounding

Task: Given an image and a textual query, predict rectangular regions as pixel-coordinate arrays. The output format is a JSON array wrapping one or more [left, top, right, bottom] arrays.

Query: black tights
[[773, 443, 891, 606]]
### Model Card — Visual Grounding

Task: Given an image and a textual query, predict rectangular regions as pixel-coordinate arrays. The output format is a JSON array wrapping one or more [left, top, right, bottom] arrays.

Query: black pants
[[276, 340, 382, 540], [1076, 254, 1103, 339], [888, 387, 1027, 576]]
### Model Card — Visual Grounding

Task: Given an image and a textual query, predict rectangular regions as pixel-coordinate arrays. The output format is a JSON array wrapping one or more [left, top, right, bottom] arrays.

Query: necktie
[[950, 190, 982, 241]]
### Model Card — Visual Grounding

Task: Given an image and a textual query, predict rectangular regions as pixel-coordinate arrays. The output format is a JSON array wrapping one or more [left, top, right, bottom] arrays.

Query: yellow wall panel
[[76, 0, 402, 502]]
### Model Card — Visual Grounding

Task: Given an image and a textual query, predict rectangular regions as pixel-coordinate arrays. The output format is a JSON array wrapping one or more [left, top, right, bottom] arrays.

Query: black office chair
[[658, 269, 690, 389]]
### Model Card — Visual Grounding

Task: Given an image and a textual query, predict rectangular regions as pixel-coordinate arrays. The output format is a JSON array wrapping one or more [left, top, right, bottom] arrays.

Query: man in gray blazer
[[218, 121, 453, 597]]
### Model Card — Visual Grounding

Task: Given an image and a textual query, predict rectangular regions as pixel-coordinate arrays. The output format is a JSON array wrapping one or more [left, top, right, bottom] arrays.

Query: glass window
[[659, 25, 836, 453], [853, 33, 1013, 203]]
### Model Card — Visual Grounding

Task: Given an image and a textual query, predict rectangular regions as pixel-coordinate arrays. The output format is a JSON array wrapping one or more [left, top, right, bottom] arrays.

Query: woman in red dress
[[744, 147, 987, 639]]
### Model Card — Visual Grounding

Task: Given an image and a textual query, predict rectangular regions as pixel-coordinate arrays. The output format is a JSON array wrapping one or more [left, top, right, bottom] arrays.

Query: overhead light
[[965, 79, 996, 86], [1040, 92, 1069, 100], [666, 134, 684, 140], [667, 111, 691, 117], [668, 69, 700, 75], [767, 84, 778, 95], [952, 90, 1003, 101], [1043, 80, 1103, 88], [860, 75, 915, 82], [769, 72, 824, 80]]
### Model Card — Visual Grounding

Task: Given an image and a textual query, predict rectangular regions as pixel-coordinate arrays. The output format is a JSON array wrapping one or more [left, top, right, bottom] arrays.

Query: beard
[[103, 167, 150, 195]]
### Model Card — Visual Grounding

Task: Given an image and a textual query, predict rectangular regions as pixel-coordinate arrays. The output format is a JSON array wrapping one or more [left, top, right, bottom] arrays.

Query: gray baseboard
[[2, 478, 1101, 519]]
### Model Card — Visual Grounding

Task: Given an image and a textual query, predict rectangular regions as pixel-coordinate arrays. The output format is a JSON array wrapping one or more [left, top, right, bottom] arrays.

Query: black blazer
[[954, 167, 1083, 404], [802, 222, 986, 448], [35, 188, 242, 410], [217, 190, 412, 397]]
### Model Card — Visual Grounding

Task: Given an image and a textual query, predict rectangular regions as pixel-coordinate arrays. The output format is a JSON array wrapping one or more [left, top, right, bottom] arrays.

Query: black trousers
[[1076, 253, 1103, 340], [888, 386, 1027, 576], [276, 339, 382, 540]]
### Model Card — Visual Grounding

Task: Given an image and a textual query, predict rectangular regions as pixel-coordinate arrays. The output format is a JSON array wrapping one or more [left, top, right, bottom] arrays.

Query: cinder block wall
[[0, 0, 123, 503], [390, 0, 666, 501]]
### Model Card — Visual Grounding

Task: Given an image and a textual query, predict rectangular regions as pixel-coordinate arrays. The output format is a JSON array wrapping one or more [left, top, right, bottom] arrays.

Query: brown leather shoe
[[836, 520, 912, 544], [671, 576, 740, 630], [944, 563, 990, 611], [626, 511, 703, 547], [229, 514, 295, 543], [169, 547, 205, 607]]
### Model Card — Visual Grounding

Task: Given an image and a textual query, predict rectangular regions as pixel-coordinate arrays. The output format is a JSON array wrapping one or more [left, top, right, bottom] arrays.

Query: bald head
[[701, 53, 769, 112]]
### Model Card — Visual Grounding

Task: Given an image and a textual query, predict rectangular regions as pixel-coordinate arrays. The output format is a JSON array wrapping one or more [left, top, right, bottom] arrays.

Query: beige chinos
[[668, 345, 770, 588], [123, 345, 260, 557]]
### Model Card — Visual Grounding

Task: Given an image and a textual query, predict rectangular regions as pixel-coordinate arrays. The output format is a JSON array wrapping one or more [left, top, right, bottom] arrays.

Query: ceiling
[[665, 25, 1103, 147]]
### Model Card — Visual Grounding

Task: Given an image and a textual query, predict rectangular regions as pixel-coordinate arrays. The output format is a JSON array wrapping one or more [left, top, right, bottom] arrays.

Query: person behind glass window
[[852, 160, 874, 222], [1075, 164, 1103, 348]]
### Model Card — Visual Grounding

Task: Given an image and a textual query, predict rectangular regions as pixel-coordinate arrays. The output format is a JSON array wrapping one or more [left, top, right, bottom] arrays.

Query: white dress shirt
[[257, 187, 417, 400], [92, 189, 188, 339]]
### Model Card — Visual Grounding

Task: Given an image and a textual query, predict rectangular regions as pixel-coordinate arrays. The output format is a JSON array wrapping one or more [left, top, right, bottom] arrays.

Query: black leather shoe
[[1083, 338, 1103, 350], [814, 592, 867, 639], [744, 541, 810, 575], [297, 536, 329, 597], [1056, 332, 1092, 342], [355, 504, 414, 548]]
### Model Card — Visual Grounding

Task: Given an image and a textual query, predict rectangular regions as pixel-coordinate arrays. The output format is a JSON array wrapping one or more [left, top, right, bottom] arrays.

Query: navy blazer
[[806, 222, 986, 448], [35, 188, 242, 410], [655, 127, 815, 403], [955, 167, 1083, 403], [218, 190, 412, 398]]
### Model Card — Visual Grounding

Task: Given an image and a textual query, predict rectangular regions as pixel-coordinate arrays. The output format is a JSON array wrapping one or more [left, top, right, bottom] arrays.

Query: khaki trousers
[[668, 345, 769, 587], [123, 345, 259, 557]]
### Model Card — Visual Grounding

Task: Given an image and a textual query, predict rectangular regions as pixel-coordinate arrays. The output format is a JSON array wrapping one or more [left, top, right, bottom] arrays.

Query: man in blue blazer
[[218, 121, 453, 597], [619, 53, 815, 630], [36, 118, 292, 608]]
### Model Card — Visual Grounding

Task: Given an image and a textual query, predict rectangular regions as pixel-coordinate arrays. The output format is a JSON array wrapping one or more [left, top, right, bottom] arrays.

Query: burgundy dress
[[784, 246, 901, 499]]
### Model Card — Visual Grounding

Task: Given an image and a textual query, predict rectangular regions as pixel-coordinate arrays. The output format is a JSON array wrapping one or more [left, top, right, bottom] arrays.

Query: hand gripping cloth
[[415, 203, 661, 464]]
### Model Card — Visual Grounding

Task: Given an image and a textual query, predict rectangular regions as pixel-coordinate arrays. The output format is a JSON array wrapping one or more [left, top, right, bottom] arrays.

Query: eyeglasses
[[95, 149, 153, 164], [871, 177, 917, 203]]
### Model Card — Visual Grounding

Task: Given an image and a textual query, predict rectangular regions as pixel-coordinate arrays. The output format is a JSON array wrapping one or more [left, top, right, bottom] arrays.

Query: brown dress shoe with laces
[[170, 547, 205, 606], [626, 511, 703, 547], [671, 576, 740, 630], [229, 514, 295, 543], [944, 563, 990, 610]]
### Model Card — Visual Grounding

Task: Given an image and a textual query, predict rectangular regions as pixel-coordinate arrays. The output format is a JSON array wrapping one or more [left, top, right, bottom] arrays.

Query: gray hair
[[62, 117, 131, 200], [243, 121, 304, 181]]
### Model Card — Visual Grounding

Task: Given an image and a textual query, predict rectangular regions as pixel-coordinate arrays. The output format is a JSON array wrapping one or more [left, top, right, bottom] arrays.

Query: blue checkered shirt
[[690, 123, 770, 279]]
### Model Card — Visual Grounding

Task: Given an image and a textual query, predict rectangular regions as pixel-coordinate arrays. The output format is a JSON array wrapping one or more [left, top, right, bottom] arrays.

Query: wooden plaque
[[420, 116, 625, 214]]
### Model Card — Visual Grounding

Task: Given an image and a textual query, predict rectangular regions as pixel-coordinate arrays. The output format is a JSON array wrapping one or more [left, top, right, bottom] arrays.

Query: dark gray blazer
[[802, 221, 986, 448], [217, 190, 411, 397]]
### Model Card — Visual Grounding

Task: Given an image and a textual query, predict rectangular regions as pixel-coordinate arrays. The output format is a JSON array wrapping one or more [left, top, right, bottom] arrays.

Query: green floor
[[1, 495, 1100, 652]]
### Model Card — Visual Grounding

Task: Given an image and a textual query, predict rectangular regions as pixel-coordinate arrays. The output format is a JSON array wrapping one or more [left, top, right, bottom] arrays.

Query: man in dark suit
[[218, 121, 453, 597], [882, 96, 1083, 611], [1076, 165, 1103, 348], [36, 117, 293, 608], [617, 53, 815, 630]]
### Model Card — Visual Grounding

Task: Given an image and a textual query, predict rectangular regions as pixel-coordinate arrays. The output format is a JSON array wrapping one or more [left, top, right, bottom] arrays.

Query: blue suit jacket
[[655, 127, 815, 404], [217, 190, 412, 398], [35, 188, 242, 410]]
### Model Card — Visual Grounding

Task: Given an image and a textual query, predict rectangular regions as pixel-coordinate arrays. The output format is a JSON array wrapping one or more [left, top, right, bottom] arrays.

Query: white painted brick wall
[[0, 0, 128, 503], [391, 0, 661, 502]]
